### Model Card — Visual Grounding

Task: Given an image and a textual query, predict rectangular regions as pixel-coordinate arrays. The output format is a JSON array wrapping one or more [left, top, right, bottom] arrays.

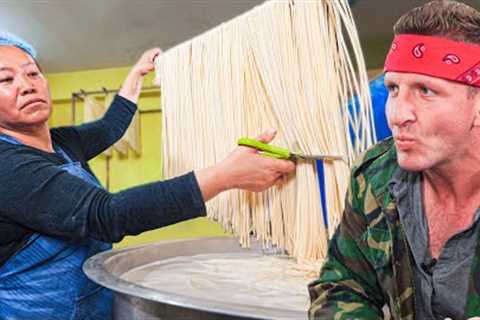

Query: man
[[0, 33, 295, 319], [308, 0, 480, 319]]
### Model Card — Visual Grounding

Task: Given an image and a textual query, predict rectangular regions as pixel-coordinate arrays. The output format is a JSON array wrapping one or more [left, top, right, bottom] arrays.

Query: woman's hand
[[195, 129, 296, 201], [130, 48, 162, 76], [119, 47, 162, 103]]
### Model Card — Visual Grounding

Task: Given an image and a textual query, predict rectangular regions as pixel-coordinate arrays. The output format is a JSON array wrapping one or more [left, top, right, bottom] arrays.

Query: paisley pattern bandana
[[384, 34, 480, 88]]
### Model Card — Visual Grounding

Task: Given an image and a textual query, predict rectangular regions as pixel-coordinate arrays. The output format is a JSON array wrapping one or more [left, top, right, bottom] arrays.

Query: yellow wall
[[46, 67, 229, 248]]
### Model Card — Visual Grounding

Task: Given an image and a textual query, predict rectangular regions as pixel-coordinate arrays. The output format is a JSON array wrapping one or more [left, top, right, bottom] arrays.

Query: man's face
[[0, 46, 52, 131], [385, 71, 480, 172]]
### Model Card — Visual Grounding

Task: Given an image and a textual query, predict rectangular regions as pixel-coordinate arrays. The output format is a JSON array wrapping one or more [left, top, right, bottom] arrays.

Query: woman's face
[[0, 46, 52, 131]]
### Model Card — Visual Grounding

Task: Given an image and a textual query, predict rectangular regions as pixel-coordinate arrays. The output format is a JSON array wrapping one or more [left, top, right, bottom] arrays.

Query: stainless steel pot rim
[[83, 237, 307, 320]]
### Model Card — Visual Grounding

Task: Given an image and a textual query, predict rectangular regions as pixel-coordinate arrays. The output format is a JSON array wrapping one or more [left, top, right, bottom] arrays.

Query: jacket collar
[[352, 137, 399, 210]]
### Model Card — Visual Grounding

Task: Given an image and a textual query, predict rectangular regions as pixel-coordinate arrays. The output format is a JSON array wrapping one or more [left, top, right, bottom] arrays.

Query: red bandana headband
[[384, 34, 480, 88]]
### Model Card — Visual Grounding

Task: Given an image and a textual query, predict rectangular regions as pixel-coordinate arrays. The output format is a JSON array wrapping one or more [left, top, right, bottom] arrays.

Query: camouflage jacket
[[308, 137, 480, 319]]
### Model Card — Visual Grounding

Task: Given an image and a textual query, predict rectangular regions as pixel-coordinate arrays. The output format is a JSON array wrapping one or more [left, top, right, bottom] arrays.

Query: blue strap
[[0, 134, 22, 145]]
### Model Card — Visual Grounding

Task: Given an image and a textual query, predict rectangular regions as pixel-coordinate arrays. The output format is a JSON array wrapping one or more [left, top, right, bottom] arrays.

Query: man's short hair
[[393, 0, 480, 45], [394, 1, 480, 99]]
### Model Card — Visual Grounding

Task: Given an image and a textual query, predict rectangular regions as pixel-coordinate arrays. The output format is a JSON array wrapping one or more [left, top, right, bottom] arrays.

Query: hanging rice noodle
[[154, 0, 375, 268]]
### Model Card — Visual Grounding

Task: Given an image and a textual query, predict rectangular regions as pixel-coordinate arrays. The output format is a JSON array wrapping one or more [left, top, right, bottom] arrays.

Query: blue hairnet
[[0, 32, 37, 59]]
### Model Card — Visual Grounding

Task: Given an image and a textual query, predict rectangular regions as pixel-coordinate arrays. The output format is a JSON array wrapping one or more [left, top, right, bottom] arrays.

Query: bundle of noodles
[[155, 0, 375, 267]]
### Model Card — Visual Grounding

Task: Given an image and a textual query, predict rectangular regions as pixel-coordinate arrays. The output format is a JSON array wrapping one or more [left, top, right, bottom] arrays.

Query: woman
[[0, 33, 295, 319]]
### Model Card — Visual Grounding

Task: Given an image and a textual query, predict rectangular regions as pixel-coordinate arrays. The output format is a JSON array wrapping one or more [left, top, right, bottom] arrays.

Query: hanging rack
[[70, 85, 162, 124], [70, 85, 162, 191]]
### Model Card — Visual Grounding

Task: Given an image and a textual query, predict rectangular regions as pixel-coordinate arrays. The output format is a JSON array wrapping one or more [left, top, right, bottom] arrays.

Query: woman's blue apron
[[0, 134, 112, 320]]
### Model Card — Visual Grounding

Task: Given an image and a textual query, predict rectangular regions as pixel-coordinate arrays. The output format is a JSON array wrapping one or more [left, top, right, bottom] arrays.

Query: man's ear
[[473, 91, 480, 127], [474, 112, 480, 128]]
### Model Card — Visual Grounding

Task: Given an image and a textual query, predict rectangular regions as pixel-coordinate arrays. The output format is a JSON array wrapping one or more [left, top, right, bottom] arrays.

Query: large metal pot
[[83, 237, 307, 320]]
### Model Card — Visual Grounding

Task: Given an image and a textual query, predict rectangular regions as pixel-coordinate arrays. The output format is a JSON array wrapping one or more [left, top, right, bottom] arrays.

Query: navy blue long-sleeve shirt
[[0, 95, 206, 266]]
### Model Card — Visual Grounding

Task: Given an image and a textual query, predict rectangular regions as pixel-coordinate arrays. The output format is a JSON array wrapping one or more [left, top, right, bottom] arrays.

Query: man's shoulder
[[351, 137, 399, 199], [352, 137, 396, 172]]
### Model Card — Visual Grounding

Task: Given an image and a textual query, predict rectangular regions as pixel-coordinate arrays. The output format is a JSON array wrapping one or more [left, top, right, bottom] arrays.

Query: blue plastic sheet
[[317, 74, 391, 228]]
